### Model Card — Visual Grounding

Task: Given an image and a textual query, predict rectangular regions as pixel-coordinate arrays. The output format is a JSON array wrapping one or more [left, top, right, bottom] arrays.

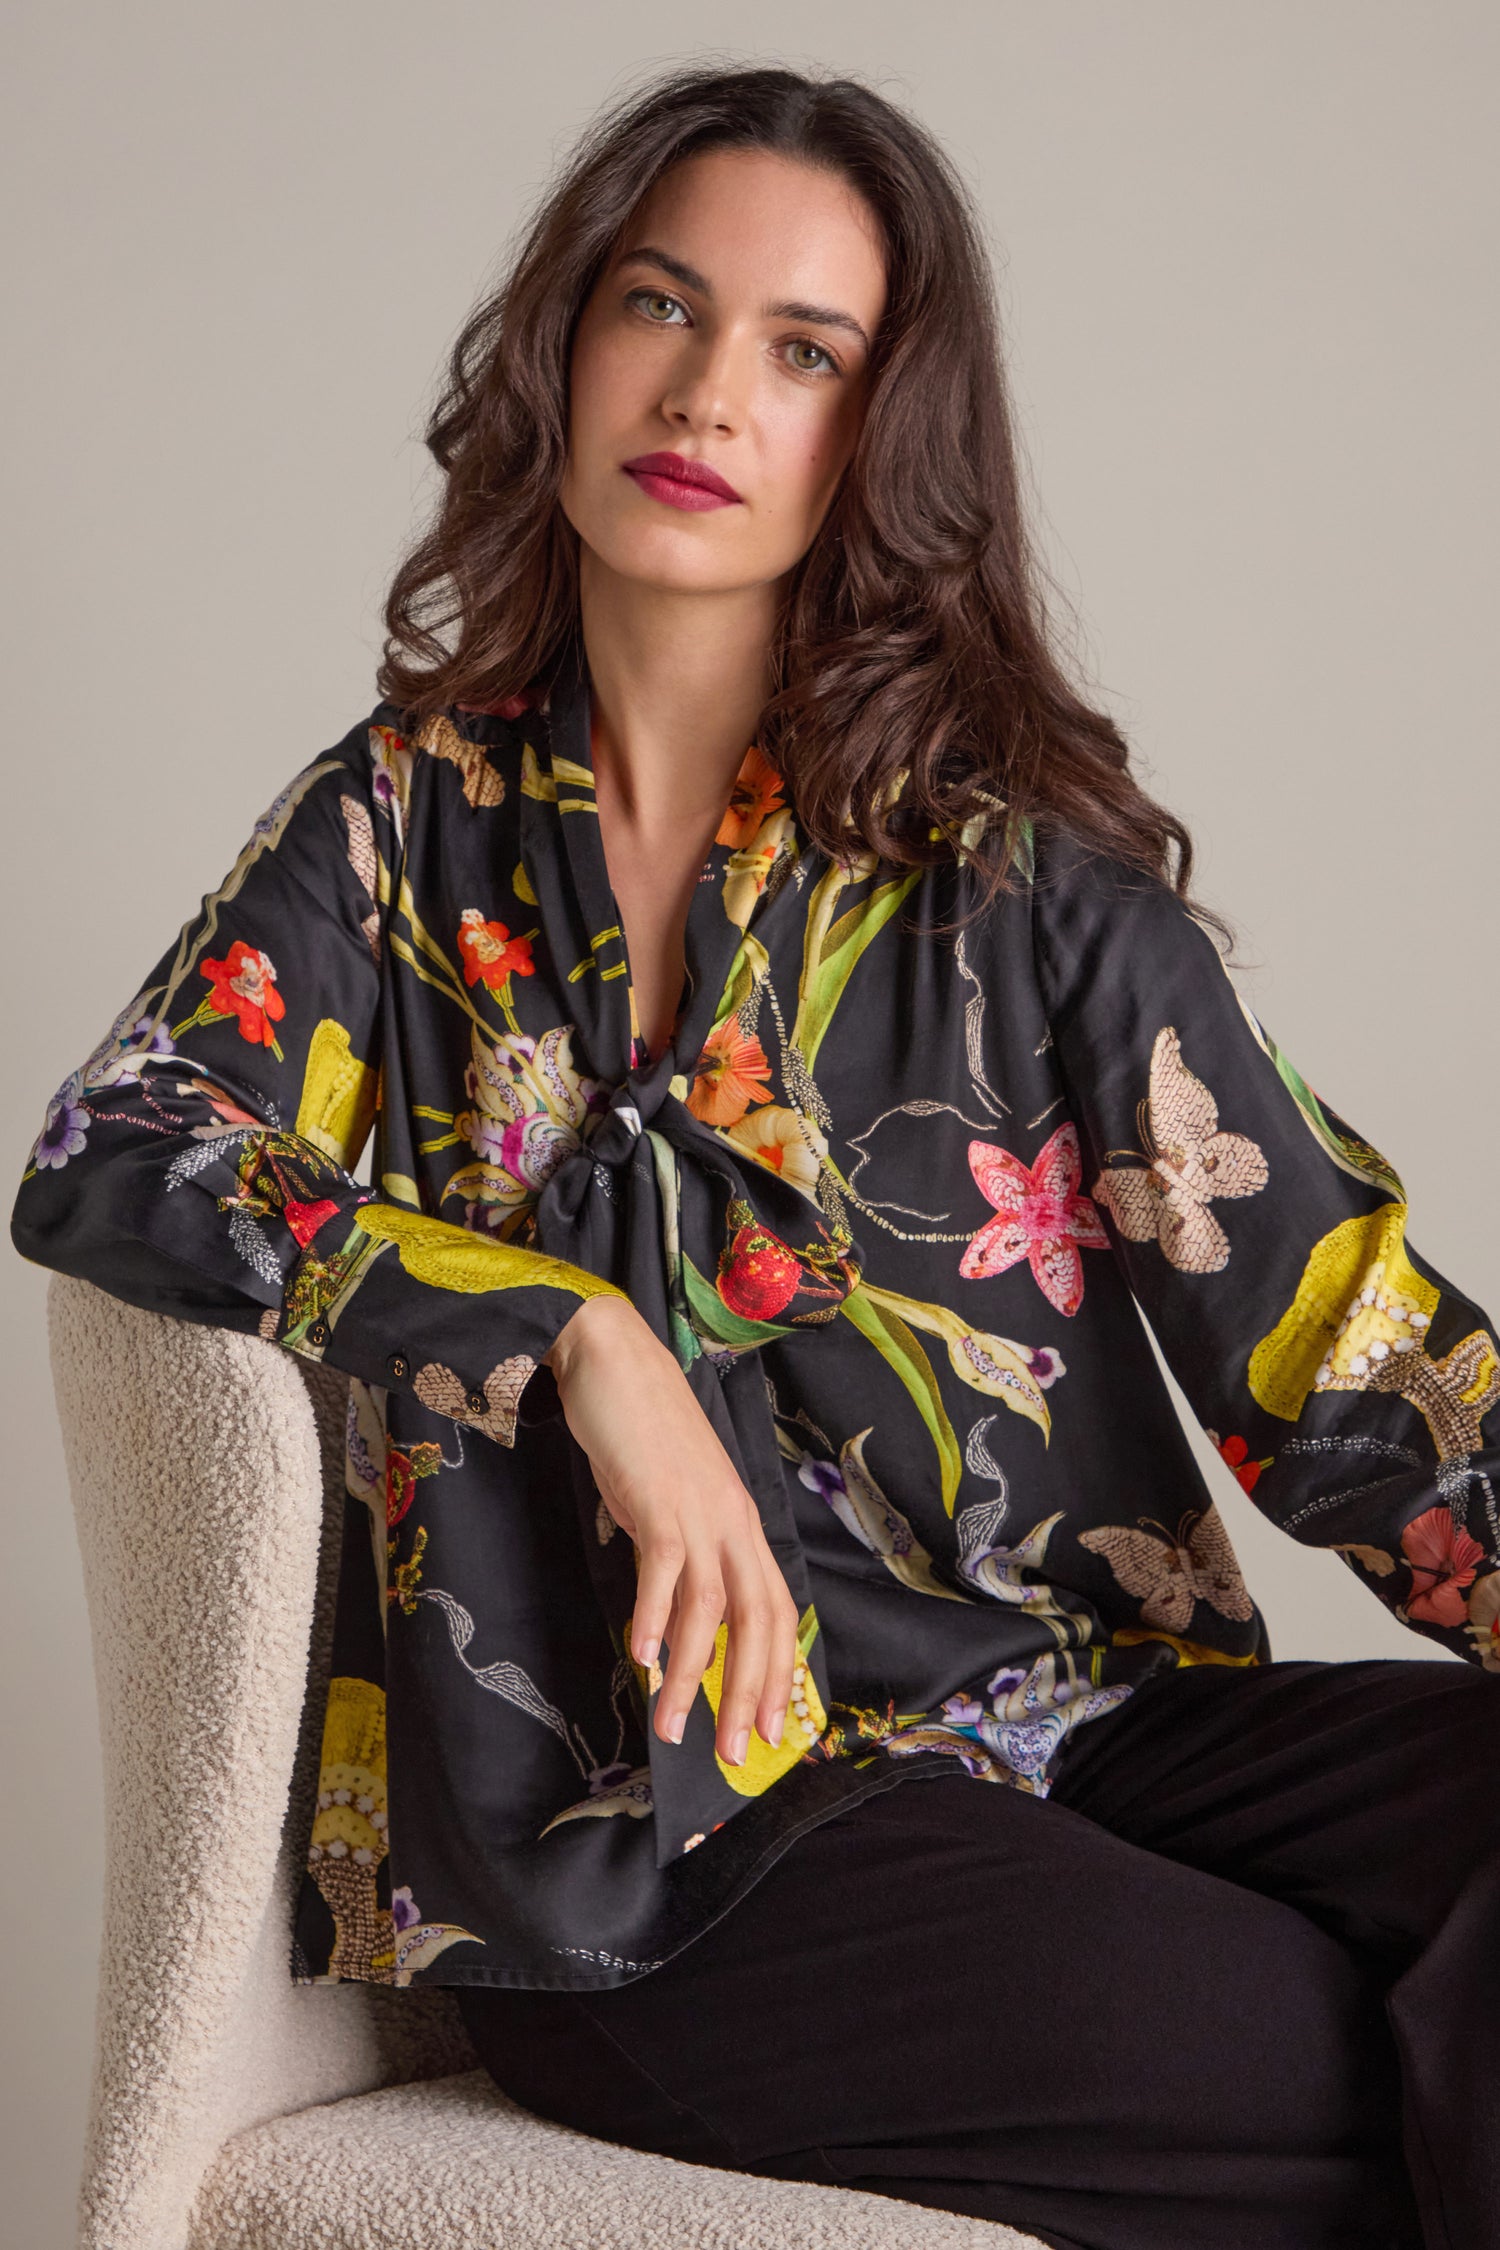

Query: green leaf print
[[681, 1254, 798, 1349], [707, 931, 771, 1044], [792, 862, 923, 1075], [839, 1283, 964, 1516]]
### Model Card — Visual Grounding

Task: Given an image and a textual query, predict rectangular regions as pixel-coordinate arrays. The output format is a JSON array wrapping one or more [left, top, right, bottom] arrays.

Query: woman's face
[[560, 147, 888, 598]]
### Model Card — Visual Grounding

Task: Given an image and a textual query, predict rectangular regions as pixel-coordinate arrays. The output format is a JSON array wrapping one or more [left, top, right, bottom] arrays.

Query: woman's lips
[[622, 451, 742, 512]]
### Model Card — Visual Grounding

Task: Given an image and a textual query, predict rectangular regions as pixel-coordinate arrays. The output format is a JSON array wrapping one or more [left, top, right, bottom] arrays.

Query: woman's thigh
[[458, 1770, 1419, 2250], [1048, 1657, 1500, 1961]]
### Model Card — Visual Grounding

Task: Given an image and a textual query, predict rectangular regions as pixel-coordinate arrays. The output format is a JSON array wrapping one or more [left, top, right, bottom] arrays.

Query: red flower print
[[686, 1020, 774, 1129], [457, 909, 535, 992], [960, 1122, 1110, 1316], [1401, 1506, 1484, 1626], [386, 1441, 442, 1528], [284, 1198, 341, 1249], [200, 941, 286, 1048], [717, 1220, 804, 1320], [1211, 1431, 1273, 1494]]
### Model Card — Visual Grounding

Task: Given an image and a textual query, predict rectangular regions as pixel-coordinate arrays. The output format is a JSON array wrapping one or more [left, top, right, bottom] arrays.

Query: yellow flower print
[[722, 1102, 828, 1200], [698, 1605, 830, 1796], [722, 805, 799, 932], [351, 1198, 626, 1304], [295, 1019, 379, 1165], [307, 1677, 391, 1982], [1249, 1203, 1500, 1457]]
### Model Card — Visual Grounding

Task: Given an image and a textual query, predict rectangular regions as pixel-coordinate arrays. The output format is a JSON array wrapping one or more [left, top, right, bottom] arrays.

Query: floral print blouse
[[14, 640, 1500, 1992]]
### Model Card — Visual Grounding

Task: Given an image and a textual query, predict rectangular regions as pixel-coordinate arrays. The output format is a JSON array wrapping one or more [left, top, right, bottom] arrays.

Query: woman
[[13, 61, 1497, 2250]]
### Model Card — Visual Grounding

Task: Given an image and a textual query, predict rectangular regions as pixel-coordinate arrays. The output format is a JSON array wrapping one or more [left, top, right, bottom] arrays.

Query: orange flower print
[[959, 1122, 1109, 1317], [716, 744, 786, 849], [177, 940, 286, 1055], [457, 909, 535, 993], [686, 1019, 774, 1129], [1401, 1505, 1484, 1627]]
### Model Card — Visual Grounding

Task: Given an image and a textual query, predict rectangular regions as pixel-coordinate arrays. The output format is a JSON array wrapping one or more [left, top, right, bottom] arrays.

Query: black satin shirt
[[14, 644, 1499, 1990]]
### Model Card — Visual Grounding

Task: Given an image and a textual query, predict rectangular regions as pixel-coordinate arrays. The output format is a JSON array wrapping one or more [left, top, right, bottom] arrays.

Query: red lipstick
[[622, 451, 742, 512]]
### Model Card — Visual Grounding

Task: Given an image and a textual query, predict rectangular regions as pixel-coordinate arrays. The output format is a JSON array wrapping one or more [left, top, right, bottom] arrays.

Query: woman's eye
[[629, 289, 688, 325], [784, 338, 837, 377], [620, 290, 832, 378]]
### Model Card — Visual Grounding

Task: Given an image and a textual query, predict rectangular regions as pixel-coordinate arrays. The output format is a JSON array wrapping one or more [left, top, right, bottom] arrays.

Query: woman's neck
[[577, 545, 779, 826]]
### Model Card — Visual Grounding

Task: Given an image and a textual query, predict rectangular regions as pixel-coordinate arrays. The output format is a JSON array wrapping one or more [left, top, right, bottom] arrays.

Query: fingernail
[[636, 1635, 659, 1665], [667, 1711, 684, 1743], [729, 1727, 749, 1765], [766, 1709, 784, 1747]]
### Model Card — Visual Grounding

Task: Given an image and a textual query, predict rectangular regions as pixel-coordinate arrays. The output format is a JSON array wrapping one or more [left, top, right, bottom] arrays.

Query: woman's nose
[[658, 330, 750, 437]]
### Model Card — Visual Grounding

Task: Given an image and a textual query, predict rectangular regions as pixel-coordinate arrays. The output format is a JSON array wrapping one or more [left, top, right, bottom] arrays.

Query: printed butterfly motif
[[412, 1355, 538, 1447], [414, 713, 507, 809], [961, 1121, 1110, 1315], [340, 792, 381, 961], [1092, 1025, 1268, 1273], [1079, 1503, 1254, 1632]]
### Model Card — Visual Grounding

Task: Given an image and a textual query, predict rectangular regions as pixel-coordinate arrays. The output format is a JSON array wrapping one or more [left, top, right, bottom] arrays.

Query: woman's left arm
[[1029, 822, 1500, 1668]]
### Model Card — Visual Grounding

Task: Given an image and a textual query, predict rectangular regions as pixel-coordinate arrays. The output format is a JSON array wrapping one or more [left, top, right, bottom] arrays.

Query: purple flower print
[[463, 1200, 513, 1237], [113, 1014, 174, 1080], [458, 1031, 598, 1196], [796, 1455, 846, 1506], [587, 1760, 634, 1796], [80, 1006, 174, 1093], [36, 1074, 90, 1169], [391, 1884, 421, 1932]]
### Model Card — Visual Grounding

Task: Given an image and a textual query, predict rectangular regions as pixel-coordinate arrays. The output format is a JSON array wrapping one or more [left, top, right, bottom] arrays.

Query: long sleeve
[[11, 718, 626, 1444], [1029, 823, 1500, 1668]]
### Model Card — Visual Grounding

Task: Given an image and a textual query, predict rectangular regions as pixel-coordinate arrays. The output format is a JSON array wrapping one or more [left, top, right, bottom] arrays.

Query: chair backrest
[[47, 1274, 475, 2250]]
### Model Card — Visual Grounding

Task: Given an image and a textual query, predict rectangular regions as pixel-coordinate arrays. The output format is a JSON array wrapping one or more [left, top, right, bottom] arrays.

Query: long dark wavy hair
[[377, 60, 1235, 951]]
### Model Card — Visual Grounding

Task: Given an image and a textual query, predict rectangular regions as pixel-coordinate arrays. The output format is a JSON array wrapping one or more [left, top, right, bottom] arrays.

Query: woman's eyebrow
[[615, 245, 871, 352]]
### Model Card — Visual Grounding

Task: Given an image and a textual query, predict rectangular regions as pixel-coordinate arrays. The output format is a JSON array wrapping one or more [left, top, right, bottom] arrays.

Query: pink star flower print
[[960, 1122, 1110, 1316]]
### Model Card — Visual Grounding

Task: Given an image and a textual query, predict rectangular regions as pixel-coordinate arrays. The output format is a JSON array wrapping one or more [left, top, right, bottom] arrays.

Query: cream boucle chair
[[46, 1272, 1042, 2250]]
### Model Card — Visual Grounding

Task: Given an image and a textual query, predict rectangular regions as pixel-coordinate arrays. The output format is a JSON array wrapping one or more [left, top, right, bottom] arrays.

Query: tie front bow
[[532, 1047, 865, 1865], [518, 647, 868, 1865]]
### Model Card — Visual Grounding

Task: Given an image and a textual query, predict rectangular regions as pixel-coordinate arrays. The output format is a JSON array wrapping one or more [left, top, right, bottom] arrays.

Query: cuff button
[[388, 1352, 410, 1380], [308, 1318, 331, 1347], [465, 1387, 488, 1415]]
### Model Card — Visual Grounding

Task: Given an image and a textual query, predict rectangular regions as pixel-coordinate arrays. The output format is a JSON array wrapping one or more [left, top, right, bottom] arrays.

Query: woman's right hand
[[543, 1294, 799, 1767]]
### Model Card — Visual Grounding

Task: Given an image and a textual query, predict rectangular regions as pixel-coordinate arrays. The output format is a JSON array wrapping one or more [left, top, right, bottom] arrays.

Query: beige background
[[3, 3, 1496, 2241]]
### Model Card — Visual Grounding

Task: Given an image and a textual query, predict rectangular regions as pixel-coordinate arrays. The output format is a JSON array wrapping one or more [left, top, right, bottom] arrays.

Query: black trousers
[[456, 1659, 1500, 2250]]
